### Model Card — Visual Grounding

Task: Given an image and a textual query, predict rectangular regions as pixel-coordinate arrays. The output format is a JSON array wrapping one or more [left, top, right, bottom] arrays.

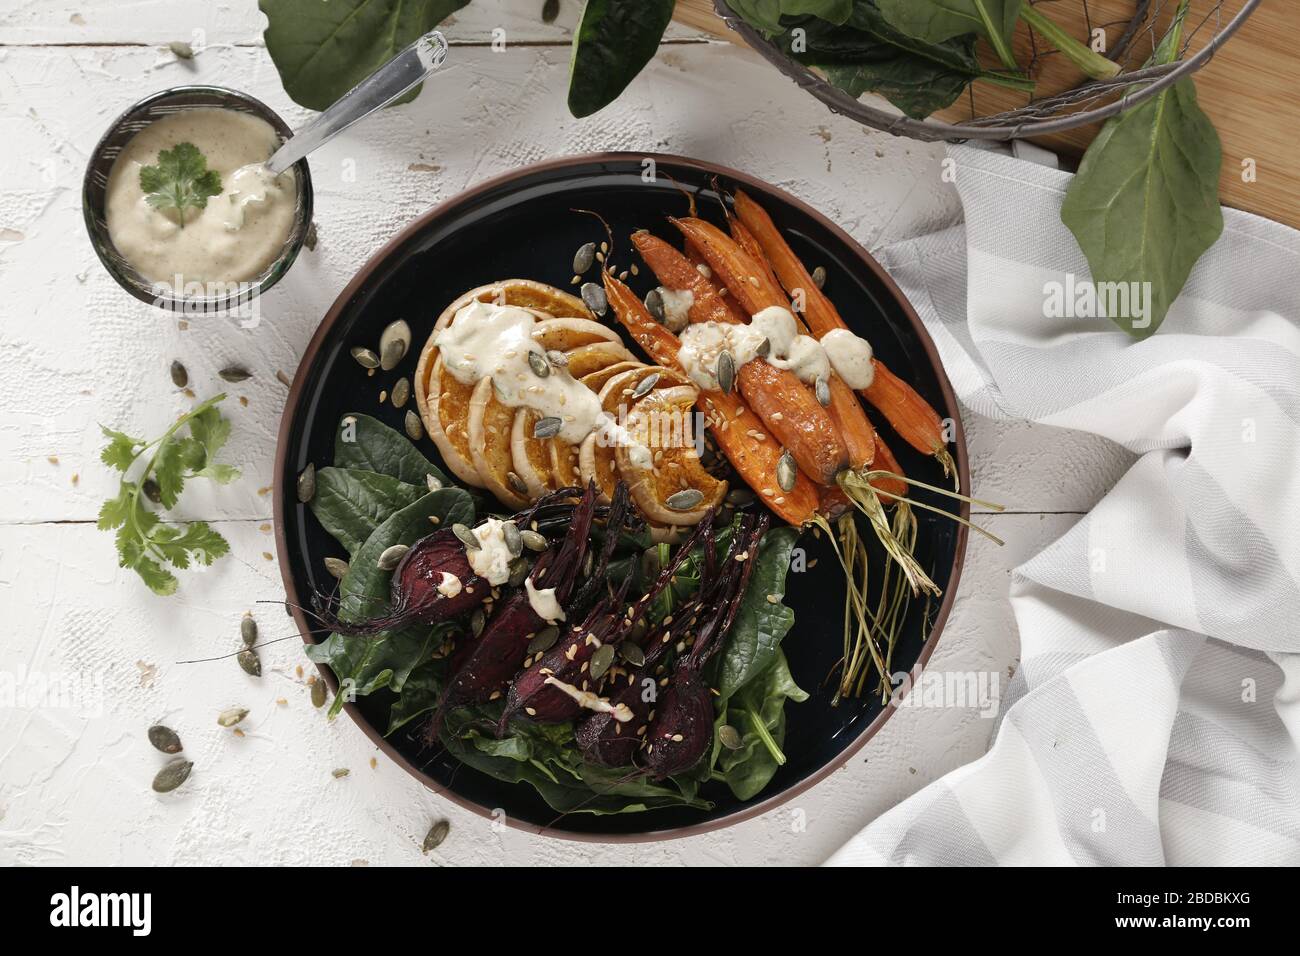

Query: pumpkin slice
[[580, 359, 642, 393], [615, 384, 726, 526], [510, 408, 558, 499], [532, 317, 621, 353], [562, 340, 636, 378], [467, 378, 531, 510]]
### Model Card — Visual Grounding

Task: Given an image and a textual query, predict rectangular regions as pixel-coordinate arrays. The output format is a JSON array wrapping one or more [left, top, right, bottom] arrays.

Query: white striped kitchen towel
[[827, 144, 1300, 866]]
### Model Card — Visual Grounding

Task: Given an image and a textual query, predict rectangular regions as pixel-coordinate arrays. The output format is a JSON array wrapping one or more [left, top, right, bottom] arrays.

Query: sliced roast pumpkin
[[614, 384, 726, 526], [562, 340, 635, 378], [580, 359, 643, 393], [510, 408, 558, 499], [467, 377, 530, 510]]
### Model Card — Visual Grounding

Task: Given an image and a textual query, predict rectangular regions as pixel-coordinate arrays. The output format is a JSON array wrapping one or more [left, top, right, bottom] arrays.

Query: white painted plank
[[0, 511, 1066, 865]]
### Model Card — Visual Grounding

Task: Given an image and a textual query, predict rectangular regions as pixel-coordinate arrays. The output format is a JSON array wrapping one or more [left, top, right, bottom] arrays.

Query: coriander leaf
[[133, 556, 179, 597], [1059, 2, 1221, 337], [98, 483, 136, 531], [189, 405, 232, 460], [138, 142, 223, 225], [152, 521, 231, 569], [100, 427, 144, 472]]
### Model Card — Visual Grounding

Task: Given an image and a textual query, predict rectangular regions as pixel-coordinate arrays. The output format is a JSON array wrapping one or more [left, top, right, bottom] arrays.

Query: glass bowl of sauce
[[83, 85, 314, 313]]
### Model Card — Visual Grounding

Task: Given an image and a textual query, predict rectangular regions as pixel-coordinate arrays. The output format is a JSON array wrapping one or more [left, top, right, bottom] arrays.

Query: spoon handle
[[265, 30, 449, 176]]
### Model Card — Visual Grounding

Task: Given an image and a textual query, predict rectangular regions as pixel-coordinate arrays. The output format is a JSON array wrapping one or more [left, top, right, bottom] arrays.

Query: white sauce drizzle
[[434, 300, 603, 445], [543, 676, 633, 722], [525, 577, 566, 623], [658, 287, 694, 332], [677, 305, 874, 392], [435, 572, 463, 599], [466, 518, 513, 585]]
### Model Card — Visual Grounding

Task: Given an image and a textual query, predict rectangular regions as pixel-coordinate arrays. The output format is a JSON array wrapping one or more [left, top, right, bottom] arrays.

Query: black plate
[[274, 154, 969, 840]]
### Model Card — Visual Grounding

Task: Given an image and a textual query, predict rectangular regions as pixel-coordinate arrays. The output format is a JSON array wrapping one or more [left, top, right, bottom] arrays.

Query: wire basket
[[712, 0, 1259, 142]]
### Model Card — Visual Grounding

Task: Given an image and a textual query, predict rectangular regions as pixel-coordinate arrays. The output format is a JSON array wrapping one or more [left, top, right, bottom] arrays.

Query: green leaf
[[97, 483, 136, 531], [151, 521, 231, 569], [138, 142, 223, 222], [780, 0, 853, 23], [309, 623, 450, 717], [260, 0, 469, 112], [567, 0, 675, 118], [387, 661, 444, 735], [713, 649, 808, 800], [780, 6, 997, 119], [874, 0, 1020, 69], [728, 0, 784, 34], [189, 405, 232, 460], [100, 427, 143, 472], [716, 524, 801, 701], [1059, 3, 1221, 338], [333, 413, 449, 487], [310, 467, 426, 555]]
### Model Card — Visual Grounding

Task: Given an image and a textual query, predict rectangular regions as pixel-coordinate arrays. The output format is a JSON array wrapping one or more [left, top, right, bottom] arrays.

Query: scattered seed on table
[[324, 556, 349, 579], [168, 40, 194, 60], [404, 409, 424, 441], [148, 724, 183, 754], [391, 376, 411, 408], [351, 346, 380, 370], [580, 282, 608, 316], [237, 649, 261, 677], [311, 680, 327, 708], [573, 241, 596, 274], [422, 819, 450, 853], [169, 360, 188, 388], [152, 759, 193, 793], [240, 614, 257, 646], [219, 365, 251, 383], [276, 369, 293, 388], [377, 543, 410, 570], [217, 707, 248, 728], [332, 768, 350, 779], [297, 463, 316, 503]]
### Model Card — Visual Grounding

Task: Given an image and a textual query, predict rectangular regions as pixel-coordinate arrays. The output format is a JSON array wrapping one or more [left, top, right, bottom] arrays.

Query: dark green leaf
[[260, 0, 469, 112], [781, 0, 853, 23], [713, 649, 808, 800], [308, 623, 450, 716], [1059, 5, 1221, 337], [333, 412, 449, 487], [387, 661, 443, 734], [567, 0, 675, 118], [310, 467, 426, 555], [874, 0, 1020, 67], [716, 524, 800, 700], [728, 0, 784, 34]]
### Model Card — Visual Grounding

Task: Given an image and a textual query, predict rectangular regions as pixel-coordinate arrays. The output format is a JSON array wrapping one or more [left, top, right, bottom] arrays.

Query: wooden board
[[674, 0, 1300, 230]]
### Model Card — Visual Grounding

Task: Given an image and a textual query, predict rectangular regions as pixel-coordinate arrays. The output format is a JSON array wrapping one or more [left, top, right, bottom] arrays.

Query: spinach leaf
[[779, 6, 994, 119], [310, 467, 425, 555], [387, 660, 444, 734], [781, 0, 853, 23], [260, 0, 469, 111], [308, 623, 452, 717], [336, 487, 474, 623], [713, 649, 808, 800], [727, 0, 784, 34], [333, 412, 448, 487], [568, 0, 675, 118], [1059, 3, 1221, 338], [874, 0, 1020, 70], [715, 524, 801, 701]]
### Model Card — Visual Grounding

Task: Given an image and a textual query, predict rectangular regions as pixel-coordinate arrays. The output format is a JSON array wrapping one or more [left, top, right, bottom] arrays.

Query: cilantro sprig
[[98, 395, 241, 595], [138, 141, 223, 227]]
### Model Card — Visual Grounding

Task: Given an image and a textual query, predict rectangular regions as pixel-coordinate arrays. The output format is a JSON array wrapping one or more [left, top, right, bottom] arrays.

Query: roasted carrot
[[866, 430, 909, 502], [634, 230, 848, 485], [673, 215, 877, 471], [732, 190, 953, 475], [602, 273, 821, 526]]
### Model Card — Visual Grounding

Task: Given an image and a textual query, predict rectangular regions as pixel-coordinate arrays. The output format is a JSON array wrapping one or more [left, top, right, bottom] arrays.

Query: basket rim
[[712, 0, 1260, 142]]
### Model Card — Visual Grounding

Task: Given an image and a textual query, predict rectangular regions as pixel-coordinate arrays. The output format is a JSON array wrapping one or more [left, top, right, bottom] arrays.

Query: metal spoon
[[265, 30, 449, 176]]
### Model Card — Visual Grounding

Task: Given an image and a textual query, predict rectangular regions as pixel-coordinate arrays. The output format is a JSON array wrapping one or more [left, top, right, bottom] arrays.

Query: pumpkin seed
[[332, 768, 350, 779], [573, 241, 596, 274], [405, 409, 424, 441], [755, 337, 771, 358], [508, 557, 530, 588], [350, 346, 380, 369], [297, 463, 316, 503], [666, 488, 704, 511], [618, 643, 645, 667], [304, 222, 318, 251], [812, 265, 827, 289], [379, 319, 411, 370], [502, 520, 523, 557], [777, 449, 797, 492], [718, 724, 743, 750], [631, 371, 660, 399], [527, 625, 559, 656], [589, 644, 615, 681], [143, 478, 162, 504], [219, 365, 251, 383], [644, 288, 666, 323], [582, 549, 593, 578], [391, 376, 411, 408], [217, 707, 248, 728], [148, 724, 183, 754], [240, 615, 257, 646], [237, 649, 262, 677], [815, 376, 831, 407], [152, 759, 193, 793], [311, 680, 327, 708], [168, 40, 194, 60], [725, 487, 755, 507], [422, 819, 450, 853], [546, 349, 568, 368], [324, 556, 350, 579], [470, 608, 485, 637], [717, 350, 735, 395], [527, 350, 551, 378], [453, 523, 480, 550], [580, 282, 608, 316], [532, 415, 563, 439], [520, 529, 548, 552], [377, 543, 410, 570], [169, 360, 188, 388]]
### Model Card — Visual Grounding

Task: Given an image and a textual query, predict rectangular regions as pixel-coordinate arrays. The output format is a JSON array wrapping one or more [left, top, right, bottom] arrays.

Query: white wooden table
[[0, 0, 1134, 866]]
